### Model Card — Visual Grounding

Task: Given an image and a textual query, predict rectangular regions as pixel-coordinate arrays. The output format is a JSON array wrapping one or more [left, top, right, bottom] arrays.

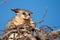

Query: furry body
[[6, 8, 35, 30]]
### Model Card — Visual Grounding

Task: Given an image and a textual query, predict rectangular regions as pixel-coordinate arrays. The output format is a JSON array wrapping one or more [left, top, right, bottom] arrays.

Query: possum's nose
[[11, 8, 19, 13], [25, 16, 30, 19]]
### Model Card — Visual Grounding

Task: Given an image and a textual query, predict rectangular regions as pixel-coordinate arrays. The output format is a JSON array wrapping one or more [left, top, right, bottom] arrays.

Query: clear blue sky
[[0, 0, 60, 30]]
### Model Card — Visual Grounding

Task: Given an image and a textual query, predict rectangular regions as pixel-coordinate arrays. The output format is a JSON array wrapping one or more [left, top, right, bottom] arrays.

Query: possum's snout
[[11, 8, 20, 13]]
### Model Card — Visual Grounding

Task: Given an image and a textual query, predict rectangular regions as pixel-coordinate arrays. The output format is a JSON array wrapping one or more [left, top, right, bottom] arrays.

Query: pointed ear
[[30, 12, 33, 14], [11, 8, 20, 13]]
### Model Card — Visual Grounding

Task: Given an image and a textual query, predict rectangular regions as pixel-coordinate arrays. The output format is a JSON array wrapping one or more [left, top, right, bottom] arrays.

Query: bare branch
[[0, 30, 17, 39], [41, 7, 48, 20]]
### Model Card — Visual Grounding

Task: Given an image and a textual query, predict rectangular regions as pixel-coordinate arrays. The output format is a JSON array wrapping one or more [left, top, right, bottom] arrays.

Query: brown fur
[[6, 8, 35, 30], [48, 30, 60, 40]]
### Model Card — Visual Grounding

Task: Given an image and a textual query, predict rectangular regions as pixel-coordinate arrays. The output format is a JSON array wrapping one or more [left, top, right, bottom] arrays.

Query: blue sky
[[0, 0, 60, 30]]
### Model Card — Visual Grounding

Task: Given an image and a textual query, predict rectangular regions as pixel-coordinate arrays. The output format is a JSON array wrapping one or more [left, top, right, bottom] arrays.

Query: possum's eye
[[29, 14, 30, 16], [23, 12, 26, 15]]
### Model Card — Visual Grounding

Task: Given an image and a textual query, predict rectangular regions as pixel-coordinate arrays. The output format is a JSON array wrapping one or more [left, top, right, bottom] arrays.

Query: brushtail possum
[[6, 8, 35, 30]]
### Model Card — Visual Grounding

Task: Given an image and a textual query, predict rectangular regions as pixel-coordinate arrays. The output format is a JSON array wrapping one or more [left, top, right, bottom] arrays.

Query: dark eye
[[23, 12, 26, 15], [29, 14, 30, 16]]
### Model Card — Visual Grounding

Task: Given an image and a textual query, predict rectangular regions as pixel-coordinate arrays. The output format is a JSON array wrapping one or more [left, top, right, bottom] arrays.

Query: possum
[[5, 8, 35, 30]]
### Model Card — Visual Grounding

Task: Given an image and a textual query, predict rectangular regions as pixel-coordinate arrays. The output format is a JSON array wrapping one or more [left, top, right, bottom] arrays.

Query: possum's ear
[[30, 12, 33, 14], [11, 8, 20, 13]]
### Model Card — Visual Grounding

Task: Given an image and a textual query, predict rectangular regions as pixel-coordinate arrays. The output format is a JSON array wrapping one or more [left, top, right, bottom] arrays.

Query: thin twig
[[40, 24, 53, 31], [32, 19, 44, 24], [42, 7, 48, 19], [0, 30, 17, 39]]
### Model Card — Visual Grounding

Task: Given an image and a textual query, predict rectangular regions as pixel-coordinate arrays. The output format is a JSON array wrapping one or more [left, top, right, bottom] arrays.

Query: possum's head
[[11, 8, 32, 20]]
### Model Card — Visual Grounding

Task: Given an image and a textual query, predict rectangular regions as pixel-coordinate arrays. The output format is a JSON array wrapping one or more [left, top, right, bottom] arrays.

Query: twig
[[0, 30, 17, 39], [42, 7, 48, 19], [32, 19, 44, 24], [40, 24, 53, 31]]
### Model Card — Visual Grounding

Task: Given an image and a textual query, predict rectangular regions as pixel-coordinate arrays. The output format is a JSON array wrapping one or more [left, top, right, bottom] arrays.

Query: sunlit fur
[[6, 8, 35, 30]]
